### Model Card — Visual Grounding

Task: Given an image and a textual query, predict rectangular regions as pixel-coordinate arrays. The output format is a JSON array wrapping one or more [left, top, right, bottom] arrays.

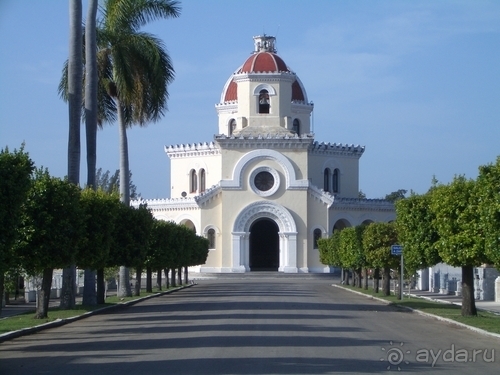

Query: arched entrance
[[249, 218, 279, 271], [231, 201, 298, 273]]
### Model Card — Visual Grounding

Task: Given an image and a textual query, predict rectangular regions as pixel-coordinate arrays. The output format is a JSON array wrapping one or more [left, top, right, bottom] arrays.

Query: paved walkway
[[408, 289, 500, 314], [2, 276, 500, 318]]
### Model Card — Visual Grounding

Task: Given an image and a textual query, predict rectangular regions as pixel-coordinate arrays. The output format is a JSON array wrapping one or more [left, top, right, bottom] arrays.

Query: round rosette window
[[250, 167, 280, 197]]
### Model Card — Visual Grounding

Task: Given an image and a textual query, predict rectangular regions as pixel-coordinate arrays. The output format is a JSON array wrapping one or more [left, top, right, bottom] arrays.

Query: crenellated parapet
[[332, 197, 395, 212], [310, 141, 365, 158], [165, 141, 221, 159]]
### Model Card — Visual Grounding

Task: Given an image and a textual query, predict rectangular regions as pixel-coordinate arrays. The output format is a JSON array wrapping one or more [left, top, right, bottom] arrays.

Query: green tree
[[431, 176, 488, 317], [396, 192, 441, 275], [109, 204, 153, 297], [17, 169, 83, 319], [96, 168, 138, 198], [477, 156, 500, 268], [78, 188, 120, 305], [363, 222, 399, 296], [0, 146, 34, 315], [384, 189, 407, 203], [340, 226, 366, 288]]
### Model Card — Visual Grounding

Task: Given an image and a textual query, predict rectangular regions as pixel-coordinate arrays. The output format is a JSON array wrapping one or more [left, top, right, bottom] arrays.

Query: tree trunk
[[156, 268, 162, 291], [363, 268, 368, 290], [164, 268, 170, 289], [134, 267, 142, 296], [85, 0, 98, 190], [118, 266, 131, 297], [67, 0, 81, 185], [117, 101, 130, 206], [96, 268, 105, 304], [356, 268, 362, 288], [382, 268, 391, 296], [146, 267, 152, 293], [35, 268, 53, 319], [373, 268, 380, 293], [0, 272, 4, 316], [82, 270, 96, 306], [60, 265, 76, 309], [461, 265, 477, 316], [171, 268, 176, 288], [178, 267, 182, 285], [184, 266, 188, 284], [344, 269, 349, 285]]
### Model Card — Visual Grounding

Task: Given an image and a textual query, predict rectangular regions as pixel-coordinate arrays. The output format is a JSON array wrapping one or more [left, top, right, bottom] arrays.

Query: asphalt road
[[1, 276, 499, 374]]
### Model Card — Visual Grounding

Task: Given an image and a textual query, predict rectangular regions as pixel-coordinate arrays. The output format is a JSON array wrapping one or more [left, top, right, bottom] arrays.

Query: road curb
[[332, 284, 500, 341], [0, 283, 195, 343]]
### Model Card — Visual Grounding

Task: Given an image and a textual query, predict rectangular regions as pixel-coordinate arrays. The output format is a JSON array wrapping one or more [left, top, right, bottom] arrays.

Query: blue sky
[[1, 0, 499, 199]]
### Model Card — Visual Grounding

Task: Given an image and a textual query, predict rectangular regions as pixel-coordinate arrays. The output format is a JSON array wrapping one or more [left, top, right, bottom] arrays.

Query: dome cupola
[[216, 36, 313, 137]]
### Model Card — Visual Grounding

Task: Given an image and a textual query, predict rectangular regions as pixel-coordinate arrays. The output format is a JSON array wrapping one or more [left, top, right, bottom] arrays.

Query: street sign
[[391, 245, 403, 256]]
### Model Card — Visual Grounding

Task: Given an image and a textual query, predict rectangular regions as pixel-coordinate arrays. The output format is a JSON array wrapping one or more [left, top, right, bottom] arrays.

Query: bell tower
[[216, 36, 314, 137]]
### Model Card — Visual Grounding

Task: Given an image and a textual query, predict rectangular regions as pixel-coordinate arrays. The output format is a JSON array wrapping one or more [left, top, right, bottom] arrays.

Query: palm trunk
[[116, 99, 133, 297], [461, 265, 477, 316], [62, 0, 82, 311], [35, 268, 53, 319]]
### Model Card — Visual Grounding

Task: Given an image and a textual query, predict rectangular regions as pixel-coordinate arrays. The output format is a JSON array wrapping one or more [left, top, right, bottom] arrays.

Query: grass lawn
[[0, 287, 181, 336], [339, 284, 500, 335]]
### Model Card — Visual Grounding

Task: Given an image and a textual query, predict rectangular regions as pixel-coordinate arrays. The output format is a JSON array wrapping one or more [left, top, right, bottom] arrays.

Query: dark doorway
[[249, 218, 279, 271]]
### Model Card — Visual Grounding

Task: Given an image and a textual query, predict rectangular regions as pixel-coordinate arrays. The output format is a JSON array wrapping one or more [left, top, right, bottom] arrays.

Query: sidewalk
[[1, 297, 79, 319], [408, 289, 500, 315]]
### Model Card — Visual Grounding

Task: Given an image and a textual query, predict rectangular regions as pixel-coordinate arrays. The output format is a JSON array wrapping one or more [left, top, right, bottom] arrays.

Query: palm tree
[[60, 0, 83, 310], [82, 0, 99, 306], [99, 0, 180, 297], [60, 0, 180, 298]]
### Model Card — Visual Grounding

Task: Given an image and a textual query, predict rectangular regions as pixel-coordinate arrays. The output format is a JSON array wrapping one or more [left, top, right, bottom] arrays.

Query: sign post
[[391, 245, 404, 300]]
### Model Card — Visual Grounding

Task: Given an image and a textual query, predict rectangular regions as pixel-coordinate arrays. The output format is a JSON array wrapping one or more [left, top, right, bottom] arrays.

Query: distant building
[[133, 35, 395, 273]]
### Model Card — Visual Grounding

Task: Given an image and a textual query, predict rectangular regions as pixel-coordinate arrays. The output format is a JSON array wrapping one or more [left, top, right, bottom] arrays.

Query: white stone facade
[[133, 35, 395, 273]]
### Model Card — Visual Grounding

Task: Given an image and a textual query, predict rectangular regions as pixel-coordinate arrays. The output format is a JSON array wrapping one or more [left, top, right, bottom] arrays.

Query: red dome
[[238, 52, 290, 73]]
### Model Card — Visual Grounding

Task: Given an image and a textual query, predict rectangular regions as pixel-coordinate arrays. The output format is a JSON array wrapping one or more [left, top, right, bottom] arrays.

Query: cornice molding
[[216, 133, 314, 150]]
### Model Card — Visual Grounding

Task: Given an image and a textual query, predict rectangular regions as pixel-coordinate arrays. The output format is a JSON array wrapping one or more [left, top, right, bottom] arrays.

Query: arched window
[[313, 228, 322, 249], [199, 169, 206, 193], [333, 168, 340, 194], [324, 168, 331, 192], [207, 228, 216, 249], [292, 118, 300, 135], [190, 169, 197, 193], [229, 119, 236, 135], [258, 89, 270, 114]]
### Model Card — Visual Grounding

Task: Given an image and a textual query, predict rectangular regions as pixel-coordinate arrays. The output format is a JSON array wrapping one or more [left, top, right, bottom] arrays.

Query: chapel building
[[134, 35, 395, 273]]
